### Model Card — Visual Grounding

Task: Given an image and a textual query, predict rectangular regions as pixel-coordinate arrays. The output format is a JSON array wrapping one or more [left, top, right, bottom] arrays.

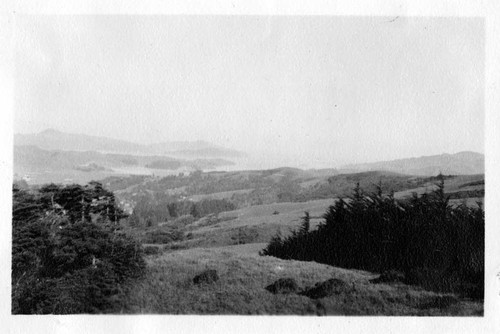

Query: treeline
[[129, 196, 236, 227], [12, 182, 145, 314], [261, 177, 484, 299], [300, 172, 443, 200]]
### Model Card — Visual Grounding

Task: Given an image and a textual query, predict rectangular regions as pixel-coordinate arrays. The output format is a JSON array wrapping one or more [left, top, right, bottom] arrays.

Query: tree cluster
[[130, 197, 236, 228], [261, 176, 484, 299], [12, 182, 145, 314]]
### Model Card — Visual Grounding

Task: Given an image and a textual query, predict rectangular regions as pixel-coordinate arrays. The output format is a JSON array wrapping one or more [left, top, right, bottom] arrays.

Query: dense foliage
[[261, 177, 484, 299], [129, 197, 236, 227], [12, 182, 145, 314]]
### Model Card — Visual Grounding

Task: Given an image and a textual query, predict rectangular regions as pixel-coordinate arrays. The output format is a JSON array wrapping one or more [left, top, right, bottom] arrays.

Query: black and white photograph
[[1, 0, 500, 333]]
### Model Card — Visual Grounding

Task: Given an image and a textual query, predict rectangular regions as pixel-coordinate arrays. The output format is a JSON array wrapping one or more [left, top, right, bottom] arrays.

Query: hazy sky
[[14, 16, 484, 168]]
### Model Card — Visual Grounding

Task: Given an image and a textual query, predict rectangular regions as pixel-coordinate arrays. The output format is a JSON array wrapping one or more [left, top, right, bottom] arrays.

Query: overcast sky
[[14, 16, 484, 168]]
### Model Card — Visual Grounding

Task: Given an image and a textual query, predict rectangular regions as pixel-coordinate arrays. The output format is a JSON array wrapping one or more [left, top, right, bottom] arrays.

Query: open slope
[[121, 181, 484, 315], [123, 244, 482, 315]]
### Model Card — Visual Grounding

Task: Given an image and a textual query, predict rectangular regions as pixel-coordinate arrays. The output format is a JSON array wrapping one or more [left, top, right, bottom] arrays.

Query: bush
[[143, 246, 162, 255], [12, 182, 146, 314], [300, 278, 348, 299], [193, 269, 219, 285], [265, 278, 299, 294]]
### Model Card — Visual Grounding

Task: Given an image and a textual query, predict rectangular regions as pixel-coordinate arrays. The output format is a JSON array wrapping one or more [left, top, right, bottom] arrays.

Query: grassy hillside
[[121, 244, 482, 315], [106, 169, 483, 231], [121, 199, 333, 251], [393, 174, 484, 207]]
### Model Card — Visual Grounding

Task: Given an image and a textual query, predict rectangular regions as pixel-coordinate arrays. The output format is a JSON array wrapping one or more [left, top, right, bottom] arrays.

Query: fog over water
[[15, 16, 484, 169]]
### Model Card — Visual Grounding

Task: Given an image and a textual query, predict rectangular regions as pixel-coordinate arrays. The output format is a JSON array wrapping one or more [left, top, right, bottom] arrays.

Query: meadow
[[122, 244, 482, 315]]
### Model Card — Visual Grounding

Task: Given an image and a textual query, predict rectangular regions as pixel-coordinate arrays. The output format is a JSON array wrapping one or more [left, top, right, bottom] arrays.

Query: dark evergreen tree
[[261, 178, 484, 299]]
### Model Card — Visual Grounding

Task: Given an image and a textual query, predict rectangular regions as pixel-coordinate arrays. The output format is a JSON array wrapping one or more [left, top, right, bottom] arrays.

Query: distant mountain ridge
[[341, 151, 484, 176], [14, 129, 245, 158], [13, 145, 236, 184], [14, 130, 484, 182], [14, 145, 234, 172]]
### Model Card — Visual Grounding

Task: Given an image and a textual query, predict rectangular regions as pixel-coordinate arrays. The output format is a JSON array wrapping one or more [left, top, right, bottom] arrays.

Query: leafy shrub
[[193, 269, 219, 285], [300, 278, 348, 299], [265, 278, 299, 294]]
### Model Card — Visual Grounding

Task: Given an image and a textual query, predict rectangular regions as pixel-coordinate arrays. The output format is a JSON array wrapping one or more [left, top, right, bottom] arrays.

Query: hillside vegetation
[[12, 182, 146, 314], [103, 169, 483, 228], [11, 169, 485, 315], [261, 177, 484, 299]]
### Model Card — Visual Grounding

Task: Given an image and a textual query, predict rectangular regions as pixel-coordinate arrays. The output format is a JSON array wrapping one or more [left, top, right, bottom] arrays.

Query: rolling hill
[[119, 194, 483, 315], [341, 151, 484, 176]]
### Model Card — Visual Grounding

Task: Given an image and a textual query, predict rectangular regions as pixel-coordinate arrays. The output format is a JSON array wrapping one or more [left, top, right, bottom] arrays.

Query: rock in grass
[[301, 278, 347, 299], [193, 269, 219, 285], [266, 278, 299, 294], [370, 270, 405, 284]]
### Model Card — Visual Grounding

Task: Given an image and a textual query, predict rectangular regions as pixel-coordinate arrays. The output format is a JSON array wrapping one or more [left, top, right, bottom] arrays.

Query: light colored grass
[[169, 199, 335, 249], [394, 175, 484, 200], [195, 199, 333, 233], [123, 244, 483, 315], [188, 188, 254, 201]]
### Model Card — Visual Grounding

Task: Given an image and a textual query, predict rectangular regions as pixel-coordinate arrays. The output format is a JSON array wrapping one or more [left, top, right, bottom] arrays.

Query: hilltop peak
[[341, 151, 484, 176]]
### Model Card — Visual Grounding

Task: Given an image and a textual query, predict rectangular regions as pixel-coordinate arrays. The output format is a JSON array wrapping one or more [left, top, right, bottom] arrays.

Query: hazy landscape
[[12, 129, 485, 315], [11, 15, 485, 317]]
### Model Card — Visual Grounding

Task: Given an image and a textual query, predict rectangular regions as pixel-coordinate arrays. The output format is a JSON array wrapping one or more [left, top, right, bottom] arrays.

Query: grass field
[[393, 174, 484, 199], [188, 188, 254, 201], [160, 199, 335, 250], [122, 243, 482, 315]]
